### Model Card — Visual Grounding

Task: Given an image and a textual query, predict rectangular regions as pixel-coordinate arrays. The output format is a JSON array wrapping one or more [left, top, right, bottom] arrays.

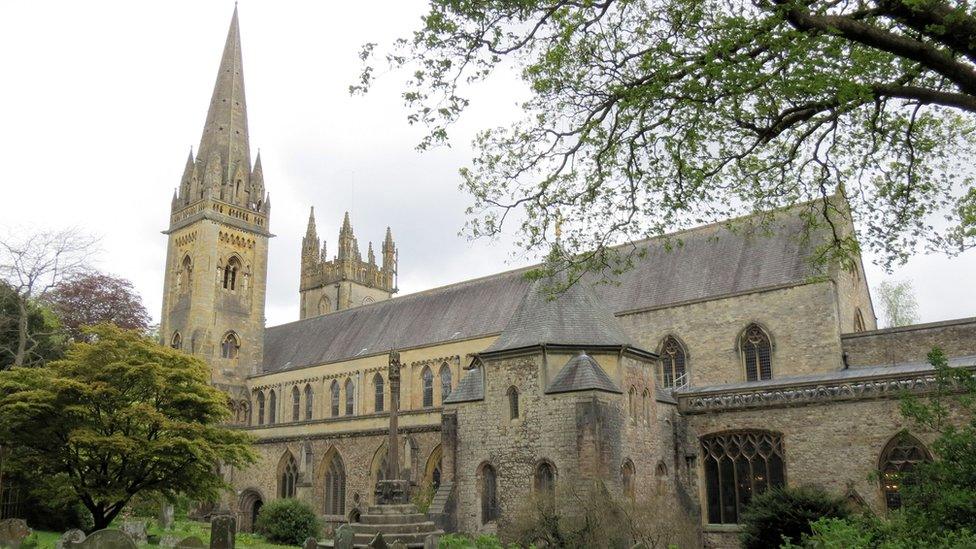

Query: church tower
[[160, 7, 270, 391], [299, 209, 397, 319]]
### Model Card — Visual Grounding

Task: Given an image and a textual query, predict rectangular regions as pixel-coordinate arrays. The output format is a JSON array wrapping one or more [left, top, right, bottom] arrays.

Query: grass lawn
[[24, 519, 299, 549]]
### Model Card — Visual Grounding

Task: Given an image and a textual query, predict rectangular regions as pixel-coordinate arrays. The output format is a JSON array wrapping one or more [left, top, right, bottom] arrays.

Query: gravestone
[[56, 529, 86, 549], [158, 534, 180, 548], [121, 520, 147, 543], [78, 529, 137, 549], [159, 503, 175, 530], [423, 534, 439, 549], [367, 533, 387, 549], [209, 514, 235, 549], [302, 537, 317, 549], [0, 519, 30, 549], [175, 536, 205, 548], [389, 541, 407, 549], [333, 524, 353, 549]]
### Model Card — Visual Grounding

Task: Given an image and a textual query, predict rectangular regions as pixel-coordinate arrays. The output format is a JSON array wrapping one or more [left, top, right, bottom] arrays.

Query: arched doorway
[[239, 489, 264, 533], [423, 445, 444, 491]]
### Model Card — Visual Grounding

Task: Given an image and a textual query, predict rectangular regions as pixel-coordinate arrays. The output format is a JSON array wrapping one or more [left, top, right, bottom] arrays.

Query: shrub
[[254, 498, 320, 545], [738, 486, 850, 549], [438, 533, 508, 548], [412, 482, 436, 514], [787, 514, 976, 548]]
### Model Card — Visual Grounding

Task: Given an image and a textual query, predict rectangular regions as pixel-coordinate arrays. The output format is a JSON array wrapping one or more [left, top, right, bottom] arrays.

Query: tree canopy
[[0, 282, 63, 369], [48, 272, 152, 342], [357, 0, 976, 279], [0, 324, 255, 530]]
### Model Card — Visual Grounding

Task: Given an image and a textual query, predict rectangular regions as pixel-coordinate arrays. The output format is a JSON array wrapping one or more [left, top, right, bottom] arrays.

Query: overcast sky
[[1, 0, 973, 328]]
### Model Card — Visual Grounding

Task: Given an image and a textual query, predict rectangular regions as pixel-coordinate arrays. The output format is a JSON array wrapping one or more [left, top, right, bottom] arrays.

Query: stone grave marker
[[0, 519, 30, 549], [389, 541, 407, 549], [56, 529, 86, 549], [333, 524, 353, 549], [175, 536, 206, 548], [368, 533, 387, 549], [78, 529, 137, 549], [158, 534, 180, 548], [121, 520, 147, 543], [209, 514, 236, 549], [159, 503, 176, 530], [302, 537, 318, 549]]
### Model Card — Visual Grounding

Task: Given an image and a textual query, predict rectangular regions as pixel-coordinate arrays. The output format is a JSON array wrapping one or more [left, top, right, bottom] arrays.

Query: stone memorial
[[158, 534, 180, 548], [334, 524, 353, 549], [77, 529, 137, 549], [120, 521, 147, 543], [209, 515, 236, 549], [56, 529, 86, 549], [302, 537, 317, 549], [367, 533, 387, 549], [0, 519, 30, 549], [159, 503, 175, 530], [175, 536, 206, 548]]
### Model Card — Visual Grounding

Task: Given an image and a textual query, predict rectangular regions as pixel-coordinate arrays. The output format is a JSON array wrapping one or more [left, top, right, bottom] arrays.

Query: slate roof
[[261, 207, 827, 375], [443, 367, 485, 404], [546, 353, 622, 394], [482, 278, 634, 354]]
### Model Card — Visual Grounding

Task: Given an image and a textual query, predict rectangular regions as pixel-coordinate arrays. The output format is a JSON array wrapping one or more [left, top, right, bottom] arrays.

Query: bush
[[739, 486, 850, 549], [438, 533, 508, 548], [787, 514, 976, 548], [254, 498, 320, 545]]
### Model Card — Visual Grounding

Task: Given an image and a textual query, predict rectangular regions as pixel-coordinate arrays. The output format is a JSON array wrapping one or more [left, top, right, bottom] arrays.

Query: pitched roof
[[481, 277, 634, 354], [261, 207, 828, 374], [546, 353, 621, 394], [443, 367, 485, 404]]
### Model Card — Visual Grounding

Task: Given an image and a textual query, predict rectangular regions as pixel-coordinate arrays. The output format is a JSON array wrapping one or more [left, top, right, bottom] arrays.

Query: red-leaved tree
[[48, 272, 151, 342]]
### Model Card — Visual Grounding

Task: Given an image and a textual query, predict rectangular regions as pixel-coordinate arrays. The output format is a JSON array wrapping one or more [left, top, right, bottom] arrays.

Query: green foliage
[[438, 533, 510, 549], [359, 0, 976, 279], [0, 282, 64, 368], [738, 486, 850, 549], [786, 515, 976, 548], [0, 324, 256, 531], [254, 499, 320, 546], [875, 280, 919, 328], [411, 482, 436, 514]]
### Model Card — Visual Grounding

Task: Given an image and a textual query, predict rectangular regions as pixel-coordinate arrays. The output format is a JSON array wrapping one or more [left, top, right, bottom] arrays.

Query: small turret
[[367, 242, 376, 266], [302, 207, 320, 273]]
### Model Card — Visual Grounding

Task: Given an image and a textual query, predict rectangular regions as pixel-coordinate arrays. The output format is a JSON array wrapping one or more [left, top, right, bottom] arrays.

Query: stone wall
[[842, 318, 976, 368]]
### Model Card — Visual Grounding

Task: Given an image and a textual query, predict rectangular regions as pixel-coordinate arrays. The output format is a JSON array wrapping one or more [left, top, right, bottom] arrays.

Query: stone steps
[[359, 513, 428, 525]]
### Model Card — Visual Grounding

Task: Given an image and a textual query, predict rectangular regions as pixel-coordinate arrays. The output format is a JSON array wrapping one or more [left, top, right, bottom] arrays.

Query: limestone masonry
[[159, 9, 976, 547]]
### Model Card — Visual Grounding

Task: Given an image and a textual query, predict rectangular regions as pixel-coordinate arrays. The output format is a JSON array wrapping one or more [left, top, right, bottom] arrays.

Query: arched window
[[256, 391, 265, 426], [660, 336, 687, 388], [268, 390, 277, 425], [439, 363, 452, 402], [628, 386, 637, 417], [304, 384, 313, 421], [854, 308, 866, 333], [481, 464, 499, 523], [291, 386, 300, 422], [701, 431, 785, 524], [324, 451, 346, 516], [879, 433, 931, 511], [507, 386, 520, 420], [373, 374, 384, 413], [621, 460, 636, 500], [220, 332, 240, 359], [535, 461, 555, 496], [422, 367, 434, 408], [171, 332, 182, 350], [318, 296, 331, 315], [344, 379, 354, 415], [223, 256, 242, 290], [330, 381, 340, 417], [741, 324, 772, 381], [641, 389, 650, 422], [279, 454, 298, 498]]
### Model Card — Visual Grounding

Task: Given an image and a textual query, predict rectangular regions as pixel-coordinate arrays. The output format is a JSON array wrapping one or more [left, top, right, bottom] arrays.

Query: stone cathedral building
[[160, 9, 976, 547]]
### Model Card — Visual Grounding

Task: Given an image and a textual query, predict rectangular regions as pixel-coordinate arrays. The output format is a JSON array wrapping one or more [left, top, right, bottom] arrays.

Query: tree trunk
[[13, 298, 27, 367]]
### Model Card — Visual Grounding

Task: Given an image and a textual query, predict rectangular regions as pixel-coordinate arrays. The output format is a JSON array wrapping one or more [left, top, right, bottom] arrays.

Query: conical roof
[[546, 352, 621, 394], [481, 277, 634, 354]]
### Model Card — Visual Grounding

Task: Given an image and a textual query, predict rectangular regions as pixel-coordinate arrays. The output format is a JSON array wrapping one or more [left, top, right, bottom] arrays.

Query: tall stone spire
[[382, 227, 396, 273], [197, 6, 250, 189]]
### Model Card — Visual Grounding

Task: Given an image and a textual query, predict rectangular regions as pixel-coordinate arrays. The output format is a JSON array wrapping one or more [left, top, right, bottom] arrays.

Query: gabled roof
[[261, 206, 828, 374], [443, 367, 484, 404], [481, 278, 634, 355], [546, 353, 621, 394]]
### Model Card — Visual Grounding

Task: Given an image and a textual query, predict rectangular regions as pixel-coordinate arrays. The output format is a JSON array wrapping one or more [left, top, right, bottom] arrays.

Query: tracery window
[[304, 384, 313, 421], [439, 363, 452, 402], [220, 332, 240, 359], [256, 391, 265, 426], [171, 332, 182, 350], [535, 462, 555, 497], [741, 324, 773, 381], [344, 379, 355, 415], [621, 460, 636, 500], [507, 386, 520, 420], [422, 367, 434, 408], [324, 452, 346, 516], [373, 374, 384, 413], [481, 464, 499, 523], [879, 433, 930, 512], [279, 454, 298, 499], [291, 386, 300, 422], [223, 256, 241, 291], [660, 336, 687, 388], [701, 431, 785, 524], [268, 390, 277, 425], [330, 381, 340, 417]]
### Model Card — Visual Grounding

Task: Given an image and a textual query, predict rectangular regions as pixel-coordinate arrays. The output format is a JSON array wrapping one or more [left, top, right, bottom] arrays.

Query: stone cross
[[387, 349, 401, 480]]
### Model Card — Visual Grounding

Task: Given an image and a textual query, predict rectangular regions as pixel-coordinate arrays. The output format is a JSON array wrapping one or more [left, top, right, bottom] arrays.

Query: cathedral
[[159, 9, 976, 547]]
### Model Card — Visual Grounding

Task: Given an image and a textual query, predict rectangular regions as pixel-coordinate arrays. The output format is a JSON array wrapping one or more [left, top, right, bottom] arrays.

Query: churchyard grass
[[27, 519, 299, 549]]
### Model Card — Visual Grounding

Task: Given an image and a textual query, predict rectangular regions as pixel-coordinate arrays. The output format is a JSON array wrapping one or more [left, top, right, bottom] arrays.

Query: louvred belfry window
[[702, 431, 785, 524], [742, 325, 772, 381]]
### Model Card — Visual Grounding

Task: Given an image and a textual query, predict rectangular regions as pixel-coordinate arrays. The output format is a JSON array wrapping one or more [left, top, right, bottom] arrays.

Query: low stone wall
[[842, 317, 976, 368]]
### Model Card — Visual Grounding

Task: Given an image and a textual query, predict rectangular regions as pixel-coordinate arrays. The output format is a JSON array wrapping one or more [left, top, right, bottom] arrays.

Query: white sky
[[1, 1, 973, 328]]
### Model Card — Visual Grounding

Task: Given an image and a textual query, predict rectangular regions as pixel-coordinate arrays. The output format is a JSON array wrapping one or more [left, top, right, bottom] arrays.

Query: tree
[[876, 279, 919, 327], [0, 229, 97, 367], [357, 0, 976, 280], [0, 324, 255, 530], [48, 272, 152, 342], [0, 282, 63, 369]]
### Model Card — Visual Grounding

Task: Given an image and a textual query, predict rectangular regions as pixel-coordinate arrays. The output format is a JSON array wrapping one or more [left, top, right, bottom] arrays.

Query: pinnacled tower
[[160, 7, 270, 396], [299, 209, 397, 319]]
